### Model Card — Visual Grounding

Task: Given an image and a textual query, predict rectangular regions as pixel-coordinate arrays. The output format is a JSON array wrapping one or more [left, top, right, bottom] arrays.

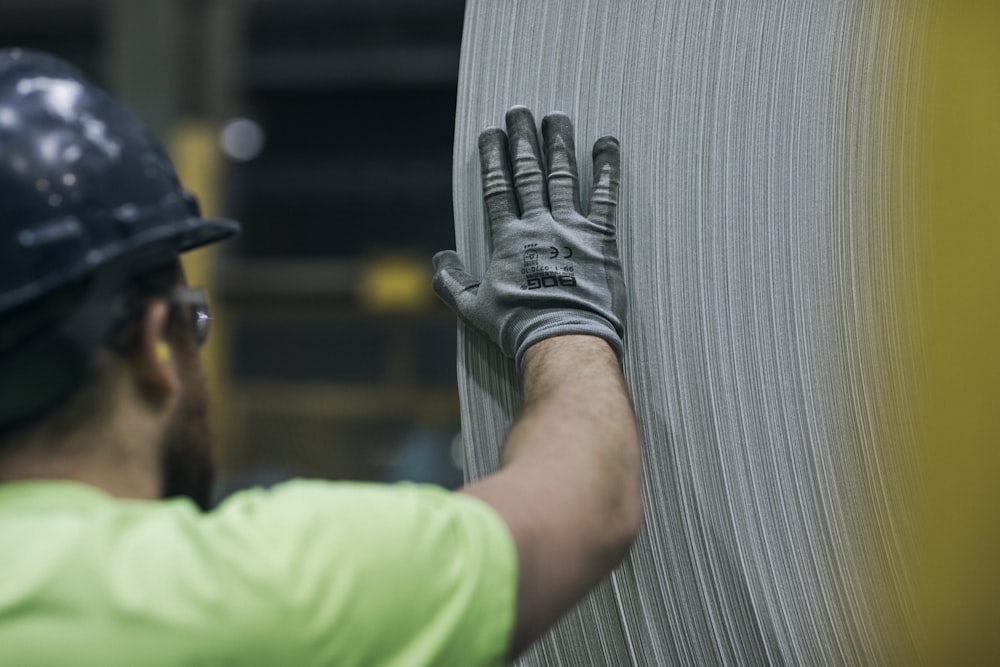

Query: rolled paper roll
[[451, 1, 935, 664]]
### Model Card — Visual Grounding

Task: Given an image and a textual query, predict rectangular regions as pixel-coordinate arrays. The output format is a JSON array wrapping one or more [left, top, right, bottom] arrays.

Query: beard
[[159, 358, 215, 511]]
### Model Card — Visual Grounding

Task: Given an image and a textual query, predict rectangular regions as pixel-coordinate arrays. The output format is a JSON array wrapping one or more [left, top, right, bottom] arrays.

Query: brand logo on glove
[[526, 274, 578, 290]]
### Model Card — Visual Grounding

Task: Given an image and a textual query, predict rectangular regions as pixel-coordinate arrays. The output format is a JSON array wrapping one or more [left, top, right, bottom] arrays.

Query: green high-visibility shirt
[[0, 479, 517, 666]]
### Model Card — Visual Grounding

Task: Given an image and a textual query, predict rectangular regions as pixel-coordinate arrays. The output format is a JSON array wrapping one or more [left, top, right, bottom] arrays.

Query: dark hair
[[0, 259, 183, 449]]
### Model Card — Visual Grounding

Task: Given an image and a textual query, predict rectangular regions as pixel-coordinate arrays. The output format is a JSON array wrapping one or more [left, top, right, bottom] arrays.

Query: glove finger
[[431, 250, 479, 313], [505, 106, 548, 216], [478, 128, 519, 231], [589, 136, 621, 230], [542, 112, 582, 215]]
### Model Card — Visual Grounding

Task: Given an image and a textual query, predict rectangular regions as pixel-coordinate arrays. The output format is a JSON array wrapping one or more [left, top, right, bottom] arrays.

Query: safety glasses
[[169, 287, 211, 346]]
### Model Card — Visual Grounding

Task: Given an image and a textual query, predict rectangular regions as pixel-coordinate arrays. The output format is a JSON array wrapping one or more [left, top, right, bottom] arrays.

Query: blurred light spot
[[358, 254, 434, 312], [81, 116, 121, 158], [220, 118, 266, 162], [39, 134, 59, 162], [18, 218, 82, 247], [113, 203, 139, 222], [16, 77, 83, 120], [62, 144, 82, 163], [0, 106, 17, 127]]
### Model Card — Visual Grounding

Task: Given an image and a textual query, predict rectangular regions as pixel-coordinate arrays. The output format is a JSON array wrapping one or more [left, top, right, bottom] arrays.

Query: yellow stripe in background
[[912, 1, 1000, 662]]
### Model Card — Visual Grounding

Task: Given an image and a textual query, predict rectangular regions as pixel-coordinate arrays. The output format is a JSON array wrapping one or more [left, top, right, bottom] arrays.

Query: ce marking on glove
[[548, 246, 574, 259]]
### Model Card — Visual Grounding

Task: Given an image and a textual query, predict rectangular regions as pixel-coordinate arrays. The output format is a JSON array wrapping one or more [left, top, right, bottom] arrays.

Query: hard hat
[[0, 48, 241, 432], [0, 48, 240, 313]]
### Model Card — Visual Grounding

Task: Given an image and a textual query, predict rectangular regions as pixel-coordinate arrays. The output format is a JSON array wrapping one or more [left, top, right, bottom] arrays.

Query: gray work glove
[[433, 106, 626, 368]]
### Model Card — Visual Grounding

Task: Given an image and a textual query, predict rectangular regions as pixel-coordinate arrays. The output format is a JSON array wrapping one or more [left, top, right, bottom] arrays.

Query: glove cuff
[[513, 312, 624, 369]]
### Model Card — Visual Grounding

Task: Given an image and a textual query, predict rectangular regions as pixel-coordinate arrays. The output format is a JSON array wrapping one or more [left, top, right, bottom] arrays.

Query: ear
[[133, 298, 181, 396]]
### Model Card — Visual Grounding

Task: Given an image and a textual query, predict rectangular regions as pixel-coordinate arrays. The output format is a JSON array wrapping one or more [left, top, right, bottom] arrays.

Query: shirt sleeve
[[209, 480, 518, 667]]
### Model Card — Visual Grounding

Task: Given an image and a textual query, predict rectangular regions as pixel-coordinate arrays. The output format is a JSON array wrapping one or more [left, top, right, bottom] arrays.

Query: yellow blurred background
[[910, 0, 1000, 662]]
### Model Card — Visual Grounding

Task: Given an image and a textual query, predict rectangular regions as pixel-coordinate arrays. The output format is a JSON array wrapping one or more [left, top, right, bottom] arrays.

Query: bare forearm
[[506, 336, 640, 522], [461, 335, 641, 654]]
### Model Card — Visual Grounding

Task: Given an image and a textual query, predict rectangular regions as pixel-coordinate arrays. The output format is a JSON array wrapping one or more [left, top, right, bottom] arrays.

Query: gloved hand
[[433, 106, 626, 368]]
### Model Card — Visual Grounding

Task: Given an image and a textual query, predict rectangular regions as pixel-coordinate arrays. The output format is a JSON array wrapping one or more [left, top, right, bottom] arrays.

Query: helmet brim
[[177, 217, 242, 253], [0, 216, 241, 314]]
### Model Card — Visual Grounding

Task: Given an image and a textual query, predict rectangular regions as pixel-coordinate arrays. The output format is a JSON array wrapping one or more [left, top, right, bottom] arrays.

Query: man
[[0, 49, 641, 665]]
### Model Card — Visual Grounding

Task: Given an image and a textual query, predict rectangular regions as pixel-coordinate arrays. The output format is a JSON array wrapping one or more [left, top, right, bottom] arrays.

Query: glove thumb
[[432, 250, 480, 315]]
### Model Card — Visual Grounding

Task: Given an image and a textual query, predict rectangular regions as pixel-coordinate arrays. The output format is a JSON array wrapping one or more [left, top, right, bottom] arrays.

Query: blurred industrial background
[[0, 0, 469, 495]]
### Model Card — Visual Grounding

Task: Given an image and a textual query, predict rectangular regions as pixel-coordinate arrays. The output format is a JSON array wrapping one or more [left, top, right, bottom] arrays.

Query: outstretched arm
[[434, 106, 642, 657]]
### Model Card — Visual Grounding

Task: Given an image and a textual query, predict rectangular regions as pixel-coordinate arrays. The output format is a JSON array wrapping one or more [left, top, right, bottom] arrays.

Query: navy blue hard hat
[[0, 48, 240, 314]]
